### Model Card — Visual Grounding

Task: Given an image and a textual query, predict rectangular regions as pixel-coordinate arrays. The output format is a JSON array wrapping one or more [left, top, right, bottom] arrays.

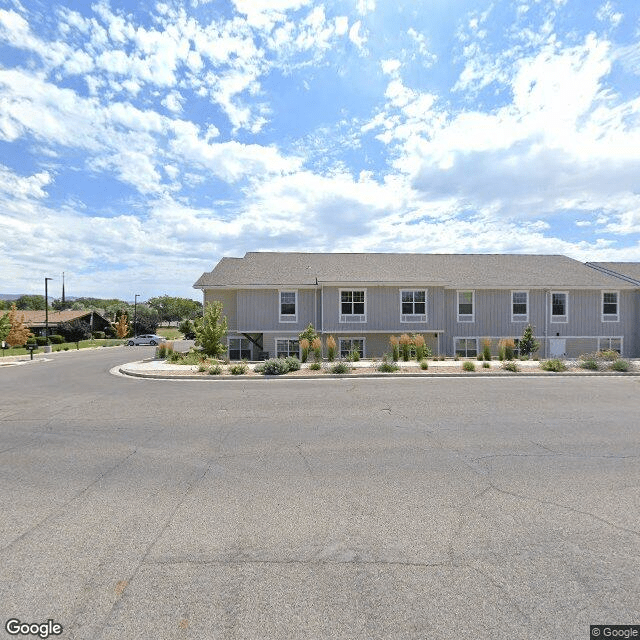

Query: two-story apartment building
[[193, 252, 639, 359]]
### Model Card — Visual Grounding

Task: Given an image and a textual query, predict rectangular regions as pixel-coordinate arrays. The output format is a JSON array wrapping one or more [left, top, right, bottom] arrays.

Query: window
[[511, 291, 528, 322], [602, 291, 619, 322], [340, 290, 366, 322], [550, 292, 568, 322], [401, 290, 427, 322], [279, 290, 297, 322], [598, 337, 622, 354], [275, 338, 299, 358], [457, 291, 475, 322], [455, 338, 478, 357], [339, 338, 365, 359], [229, 337, 251, 360]]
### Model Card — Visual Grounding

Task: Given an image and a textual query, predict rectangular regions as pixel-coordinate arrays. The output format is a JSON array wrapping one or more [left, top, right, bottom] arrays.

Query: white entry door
[[549, 338, 566, 357]]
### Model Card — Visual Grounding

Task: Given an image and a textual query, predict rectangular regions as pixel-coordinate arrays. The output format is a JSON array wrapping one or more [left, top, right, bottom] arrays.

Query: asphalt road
[[0, 347, 638, 639]]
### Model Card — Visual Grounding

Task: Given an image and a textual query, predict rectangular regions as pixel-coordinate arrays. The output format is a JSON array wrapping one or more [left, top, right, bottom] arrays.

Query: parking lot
[[0, 347, 638, 639]]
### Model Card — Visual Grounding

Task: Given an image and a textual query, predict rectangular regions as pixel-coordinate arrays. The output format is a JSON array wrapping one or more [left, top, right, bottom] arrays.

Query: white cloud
[[349, 21, 367, 50], [596, 1, 623, 27]]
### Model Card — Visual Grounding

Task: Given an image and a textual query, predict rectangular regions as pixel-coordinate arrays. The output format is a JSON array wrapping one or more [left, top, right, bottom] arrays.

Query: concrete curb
[[117, 364, 640, 381]]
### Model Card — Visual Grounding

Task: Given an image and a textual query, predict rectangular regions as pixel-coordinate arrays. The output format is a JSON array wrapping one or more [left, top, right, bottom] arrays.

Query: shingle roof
[[587, 262, 640, 285], [17, 310, 109, 327], [194, 252, 634, 289]]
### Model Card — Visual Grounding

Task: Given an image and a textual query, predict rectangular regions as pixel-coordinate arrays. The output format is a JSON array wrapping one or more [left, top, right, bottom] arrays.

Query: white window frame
[[601, 291, 619, 322], [339, 337, 365, 359], [279, 290, 298, 323], [228, 337, 251, 360], [454, 337, 478, 357], [275, 337, 300, 358], [457, 290, 475, 323], [598, 336, 622, 354], [339, 288, 367, 323], [511, 290, 529, 323], [400, 289, 427, 323], [550, 291, 568, 323]]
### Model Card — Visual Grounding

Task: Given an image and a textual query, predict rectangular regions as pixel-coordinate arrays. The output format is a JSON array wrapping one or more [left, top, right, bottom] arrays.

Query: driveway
[[0, 347, 638, 639]]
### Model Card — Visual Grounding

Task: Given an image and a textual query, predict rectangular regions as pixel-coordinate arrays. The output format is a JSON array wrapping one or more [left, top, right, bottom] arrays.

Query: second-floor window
[[602, 291, 619, 321], [340, 290, 366, 322], [457, 290, 475, 322], [551, 292, 568, 322], [279, 290, 297, 322], [401, 290, 427, 322], [511, 291, 528, 322]]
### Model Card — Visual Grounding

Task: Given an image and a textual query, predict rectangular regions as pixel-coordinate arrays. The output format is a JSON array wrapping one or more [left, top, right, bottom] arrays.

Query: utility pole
[[44, 277, 53, 341], [133, 294, 140, 338], [61, 272, 65, 306]]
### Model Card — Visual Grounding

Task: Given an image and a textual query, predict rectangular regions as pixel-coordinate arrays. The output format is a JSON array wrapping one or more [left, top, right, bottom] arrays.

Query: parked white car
[[126, 334, 166, 346]]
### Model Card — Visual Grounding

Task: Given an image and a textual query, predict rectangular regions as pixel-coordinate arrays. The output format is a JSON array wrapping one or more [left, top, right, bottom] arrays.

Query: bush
[[49, 334, 64, 344], [399, 333, 413, 361], [420, 359, 429, 370], [503, 361, 519, 372], [481, 339, 492, 362], [197, 363, 208, 372], [262, 358, 290, 375], [178, 319, 196, 340], [610, 359, 629, 372], [229, 362, 248, 375], [284, 356, 301, 371], [498, 338, 515, 360], [311, 337, 322, 362], [92, 331, 106, 339], [414, 334, 427, 361], [597, 349, 619, 361], [462, 361, 475, 372], [35, 336, 48, 346], [330, 362, 350, 374], [347, 348, 360, 362], [541, 358, 567, 372], [580, 359, 598, 370], [208, 364, 222, 375], [482, 361, 490, 369], [253, 363, 265, 373], [377, 360, 399, 373], [309, 361, 322, 370]]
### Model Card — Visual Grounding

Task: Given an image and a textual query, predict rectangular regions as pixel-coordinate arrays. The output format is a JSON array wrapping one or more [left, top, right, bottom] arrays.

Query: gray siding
[[236, 288, 317, 332], [204, 289, 237, 331]]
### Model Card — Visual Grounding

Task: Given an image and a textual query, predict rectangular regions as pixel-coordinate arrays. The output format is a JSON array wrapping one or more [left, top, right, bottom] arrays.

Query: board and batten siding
[[204, 289, 238, 331], [236, 288, 317, 332], [321, 286, 445, 332]]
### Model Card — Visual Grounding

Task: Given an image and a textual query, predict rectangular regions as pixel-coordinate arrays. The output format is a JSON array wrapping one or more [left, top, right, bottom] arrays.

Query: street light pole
[[44, 277, 53, 341], [133, 294, 140, 338]]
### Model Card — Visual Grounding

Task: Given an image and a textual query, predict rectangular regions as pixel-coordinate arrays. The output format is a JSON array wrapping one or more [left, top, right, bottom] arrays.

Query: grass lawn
[[2, 339, 123, 356], [157, 327, 184, 340]]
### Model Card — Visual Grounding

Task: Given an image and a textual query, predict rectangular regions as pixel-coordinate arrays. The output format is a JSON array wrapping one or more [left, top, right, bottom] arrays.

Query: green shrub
[[229, 362, 248, 375], [541, 358, 567, 372], [481, 340, 492, 362], [49, 334, 64, 344], [330, 362, 350, 374], [253, 363, 265, 373], [389, 336, 399, 361], [208, 364, 222, 375], [262, 358, 290, 375], [580, 359, 598, 370], [610, 359, 629, 372], [476, 353, 484, 361], [482, 361, 490, 369], [309, 361, 322, 370], [377, 360, 399, 373], [197, 364, 208, 372], [462, 361, 475, 372], [35, 336, 48, 346], [597, 349, 619, 361], [92, 331, 106, 339], [503, 361, 518, 372], [347, 348, 361, 362], [420, 359, 429, 370], [285, 356, 301, 371], [63, 346, 69, 351]]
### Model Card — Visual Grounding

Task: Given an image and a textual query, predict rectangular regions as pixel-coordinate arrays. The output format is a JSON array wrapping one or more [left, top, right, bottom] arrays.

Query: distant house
[[194, 252, 639, 360], [19, 310, 111, 337]]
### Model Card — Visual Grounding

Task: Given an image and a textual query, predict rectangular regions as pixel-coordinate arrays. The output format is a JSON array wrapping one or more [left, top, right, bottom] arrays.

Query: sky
[[1, 0, 640, 301]]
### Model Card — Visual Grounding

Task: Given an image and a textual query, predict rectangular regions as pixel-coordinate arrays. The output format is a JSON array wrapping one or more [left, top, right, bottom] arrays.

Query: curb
[[117, 366, 640, 381]]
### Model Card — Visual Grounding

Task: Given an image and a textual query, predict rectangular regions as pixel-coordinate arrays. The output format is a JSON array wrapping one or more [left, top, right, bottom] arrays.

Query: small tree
[[519, 324, 540, 357], [194, 301, 228, 358], [58, 319, 91, 347], [298, 323, 318, 344], [0, 312, 10, 343], [178, 319, 196, 340], [115, 314, 129, 338], [5, 304, 33, 346]]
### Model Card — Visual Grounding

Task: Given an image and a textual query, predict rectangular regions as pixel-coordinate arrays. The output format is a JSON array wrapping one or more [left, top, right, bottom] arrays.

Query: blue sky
[[1, 0, 639, 300]]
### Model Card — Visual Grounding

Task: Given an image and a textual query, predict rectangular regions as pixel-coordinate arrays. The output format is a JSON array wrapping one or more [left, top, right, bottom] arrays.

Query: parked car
[[126, 334, 166, 346]]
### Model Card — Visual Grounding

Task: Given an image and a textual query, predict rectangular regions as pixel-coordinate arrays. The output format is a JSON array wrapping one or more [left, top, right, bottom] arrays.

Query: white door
[[549, 338, 566, 357]]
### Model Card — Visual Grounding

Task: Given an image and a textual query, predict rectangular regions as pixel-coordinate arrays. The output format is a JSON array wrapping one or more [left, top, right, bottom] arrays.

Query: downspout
[[321, 283, 324, 335], [544, 290, 549, 358]]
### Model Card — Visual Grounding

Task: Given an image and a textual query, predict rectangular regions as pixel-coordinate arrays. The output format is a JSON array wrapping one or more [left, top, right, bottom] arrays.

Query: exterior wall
[[321, 286, 445, 333], [204, 289, 238, 332], [204, 286, 640, 358]]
